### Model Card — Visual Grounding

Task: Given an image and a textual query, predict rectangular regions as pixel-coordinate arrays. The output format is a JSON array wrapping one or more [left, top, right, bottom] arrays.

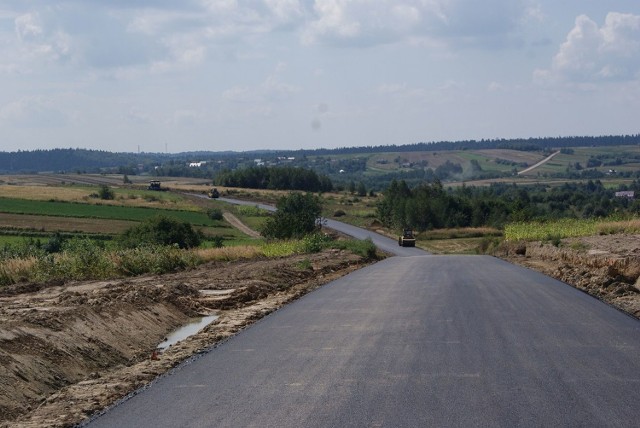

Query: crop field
[[0, 173, 211, 188], [0, 213, 137, 234], [356, 149, 548, 177], [0, 184, 199, 210], [0, 181, 261, 247], [523, 145, 640, 176], [0, 197, 219, 225]]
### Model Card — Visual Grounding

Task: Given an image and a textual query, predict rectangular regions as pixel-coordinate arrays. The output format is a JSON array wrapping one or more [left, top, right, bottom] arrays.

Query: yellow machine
[[398, 229, 416, 247]]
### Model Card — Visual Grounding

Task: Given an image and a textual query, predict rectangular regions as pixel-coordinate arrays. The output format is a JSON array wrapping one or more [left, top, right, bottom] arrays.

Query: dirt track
[[223, 212, 261, 238], [0, 249, 371, 427]]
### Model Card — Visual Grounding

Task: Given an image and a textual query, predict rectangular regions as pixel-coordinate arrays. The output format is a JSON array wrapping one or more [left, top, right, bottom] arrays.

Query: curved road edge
[[217, 196, 428, 257]]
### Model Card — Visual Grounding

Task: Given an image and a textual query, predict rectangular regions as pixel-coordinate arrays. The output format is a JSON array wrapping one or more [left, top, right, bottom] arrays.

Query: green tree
[[261, 193, 323, 239], [98, 185, 115, 200], [357, 181, 367, 197]]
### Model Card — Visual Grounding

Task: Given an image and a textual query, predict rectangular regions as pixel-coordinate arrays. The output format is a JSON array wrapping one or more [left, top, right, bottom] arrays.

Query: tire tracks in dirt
[[223, 212, 261, 238]]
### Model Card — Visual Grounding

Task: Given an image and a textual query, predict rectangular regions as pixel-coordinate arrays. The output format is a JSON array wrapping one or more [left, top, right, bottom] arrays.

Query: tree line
[[377, 179, 640, 231], [214, 165, 333, 192], [280, 134, 640, 157]]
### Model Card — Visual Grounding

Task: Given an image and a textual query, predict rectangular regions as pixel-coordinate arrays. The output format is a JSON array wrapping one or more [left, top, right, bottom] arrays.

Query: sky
[[0, 0, 639, 154]]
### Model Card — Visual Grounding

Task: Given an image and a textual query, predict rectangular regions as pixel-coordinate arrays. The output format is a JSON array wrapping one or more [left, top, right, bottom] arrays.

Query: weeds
[[0, 230, 378, 287], [296, 258, 313, 270]]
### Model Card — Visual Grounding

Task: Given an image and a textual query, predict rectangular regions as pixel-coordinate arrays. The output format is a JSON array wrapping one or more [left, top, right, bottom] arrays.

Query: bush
[[43, 232, 65, 253], [98, 185, 115, 200], [115, 245, 200, 275], [209, 235, 224, 248], [207, 208, 224, 221], [333, 209, 346, 217], [120, 215, 202, 249], [302, 233, 331, 253]]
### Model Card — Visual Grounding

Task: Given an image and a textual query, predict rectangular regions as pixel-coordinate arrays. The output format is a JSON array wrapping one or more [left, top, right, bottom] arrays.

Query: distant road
[[87, 255, 640, 427], [217, 196, 426, 256], [518, 151, 560, 175]]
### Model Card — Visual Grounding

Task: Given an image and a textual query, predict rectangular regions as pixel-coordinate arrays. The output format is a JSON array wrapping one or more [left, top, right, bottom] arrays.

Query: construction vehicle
[[208, 188, 220, 198], [398, 229, 416, 247], [148, 180, 162, 191]]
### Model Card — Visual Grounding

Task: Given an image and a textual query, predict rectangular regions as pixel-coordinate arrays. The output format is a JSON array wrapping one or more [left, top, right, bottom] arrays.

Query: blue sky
[[0, 0, 639, 153]]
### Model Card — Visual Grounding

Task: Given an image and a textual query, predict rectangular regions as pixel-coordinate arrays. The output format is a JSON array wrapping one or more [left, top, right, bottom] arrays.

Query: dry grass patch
[[0, 185, 92, 202], [194, 245, 263, 261], [421, 227, 502, 240], [597, 219, 640, 235], [418, 237, 488, 254], [0, 257, 37, 284]]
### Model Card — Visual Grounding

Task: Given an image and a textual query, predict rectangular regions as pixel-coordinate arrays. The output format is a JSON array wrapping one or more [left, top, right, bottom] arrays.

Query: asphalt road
[[87, 254, 640, 427]]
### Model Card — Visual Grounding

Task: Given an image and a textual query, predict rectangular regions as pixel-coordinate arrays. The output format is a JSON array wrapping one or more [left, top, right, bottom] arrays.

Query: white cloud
[[124, 106, 152, 124], [15, 12, 43, 40], [13, 12, 74, 65], [222, 85, 255, 103], [487, 81, 505, 92], [264, 0, 304, 25], [0, 96, 69, 127], [301, 0, 532, 48], [223, 62, 299, 105], [535, 12, 640, 85], [172, 109, 204, 125]]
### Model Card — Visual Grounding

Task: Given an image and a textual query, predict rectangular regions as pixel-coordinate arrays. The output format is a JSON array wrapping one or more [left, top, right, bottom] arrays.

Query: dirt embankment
[[495, 234, 640, 318], [0, 249, 372, 428]]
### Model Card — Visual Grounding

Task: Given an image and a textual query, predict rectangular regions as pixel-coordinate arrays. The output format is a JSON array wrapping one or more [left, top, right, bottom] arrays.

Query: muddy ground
[[495, 234, 640, 318], [0, 249, 371, 427]]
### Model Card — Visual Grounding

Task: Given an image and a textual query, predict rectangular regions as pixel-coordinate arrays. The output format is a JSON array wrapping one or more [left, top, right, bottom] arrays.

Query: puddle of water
[[157, 315, 219, 351], [199, 289, 235, 296]]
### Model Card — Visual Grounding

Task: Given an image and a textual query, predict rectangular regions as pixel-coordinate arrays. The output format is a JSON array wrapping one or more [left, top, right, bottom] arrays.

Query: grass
[[504, 217, 640, 241], [230, 204, 271, 231]]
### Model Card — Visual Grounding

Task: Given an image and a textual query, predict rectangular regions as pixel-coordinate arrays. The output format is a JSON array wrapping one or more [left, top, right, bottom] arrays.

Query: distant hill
[[0, 134, 638, 174]]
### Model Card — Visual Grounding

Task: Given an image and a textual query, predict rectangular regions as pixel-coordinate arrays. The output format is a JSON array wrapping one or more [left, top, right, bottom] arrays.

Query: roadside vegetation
[[0, 188, 378, 287], [504, 217, 640, 242]]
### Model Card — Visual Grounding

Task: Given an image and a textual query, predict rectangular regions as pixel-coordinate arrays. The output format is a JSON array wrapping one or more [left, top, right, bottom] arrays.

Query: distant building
[[615, 191, 635, 199], [189, 161, 206, 167]]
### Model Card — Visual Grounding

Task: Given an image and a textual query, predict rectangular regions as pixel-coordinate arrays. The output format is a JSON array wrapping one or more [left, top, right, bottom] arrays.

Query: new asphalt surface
[[87, 199, 640, 427]]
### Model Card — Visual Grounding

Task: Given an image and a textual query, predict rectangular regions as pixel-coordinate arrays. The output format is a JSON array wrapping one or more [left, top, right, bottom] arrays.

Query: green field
[[0, 197, 218, 226]]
